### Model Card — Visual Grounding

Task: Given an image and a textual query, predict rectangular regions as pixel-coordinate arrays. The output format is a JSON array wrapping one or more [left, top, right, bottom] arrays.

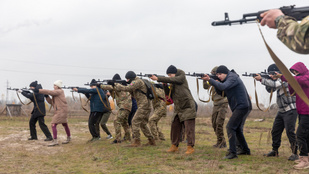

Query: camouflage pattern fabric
[[100, 84, 132, 111], [149, 88, 167, 140], [115, 77, 153, 141], [114, 109, 131, 141], [212, 103, 228, 144], [277, 16, 309, 54]]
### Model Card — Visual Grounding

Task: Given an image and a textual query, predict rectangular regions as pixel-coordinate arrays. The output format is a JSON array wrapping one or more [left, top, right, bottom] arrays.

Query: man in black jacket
[[21, 81, 53, 141], [203, 66, 252, 159]]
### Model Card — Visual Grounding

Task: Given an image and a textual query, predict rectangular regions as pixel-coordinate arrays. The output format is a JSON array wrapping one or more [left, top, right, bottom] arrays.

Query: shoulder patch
[[130, 82, 135, 86]]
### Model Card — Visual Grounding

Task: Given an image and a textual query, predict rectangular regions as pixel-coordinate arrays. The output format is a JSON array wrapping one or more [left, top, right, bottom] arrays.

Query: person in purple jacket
[[280, 62, 309, 170]]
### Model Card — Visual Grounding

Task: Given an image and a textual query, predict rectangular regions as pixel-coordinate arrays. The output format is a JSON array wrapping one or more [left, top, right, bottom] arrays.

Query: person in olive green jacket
[[150, 65, 196, 154]]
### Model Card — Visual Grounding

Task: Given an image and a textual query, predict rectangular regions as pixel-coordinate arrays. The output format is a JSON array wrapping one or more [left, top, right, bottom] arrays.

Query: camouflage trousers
[[132, 108, 154, 141], [114, 109, 131, 141], [149, 107, 166, 140], [212, 103, 228, 144]]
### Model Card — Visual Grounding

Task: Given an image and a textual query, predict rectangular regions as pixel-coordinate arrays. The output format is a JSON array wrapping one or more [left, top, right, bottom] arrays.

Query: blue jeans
[[226, 108, 251, 154]]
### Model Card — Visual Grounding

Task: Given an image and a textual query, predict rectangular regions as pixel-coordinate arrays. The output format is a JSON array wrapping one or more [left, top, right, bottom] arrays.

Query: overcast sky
[[1, 0, 308, 106]]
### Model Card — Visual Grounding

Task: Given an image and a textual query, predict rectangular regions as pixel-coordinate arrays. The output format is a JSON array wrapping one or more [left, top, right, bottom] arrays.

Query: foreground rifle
[[186, 72, 219, 81], [136, 72, 165, 78], [99, 79, 128, 86], [212, 5, 309, 26]]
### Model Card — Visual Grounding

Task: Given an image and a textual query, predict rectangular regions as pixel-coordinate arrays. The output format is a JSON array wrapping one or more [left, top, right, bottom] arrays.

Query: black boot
[[223, 151, 238, 159], [264, 150, 279, 157]]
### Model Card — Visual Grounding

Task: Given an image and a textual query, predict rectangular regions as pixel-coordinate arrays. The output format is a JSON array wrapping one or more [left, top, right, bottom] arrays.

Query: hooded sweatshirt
[[281, 62, 309, 115]]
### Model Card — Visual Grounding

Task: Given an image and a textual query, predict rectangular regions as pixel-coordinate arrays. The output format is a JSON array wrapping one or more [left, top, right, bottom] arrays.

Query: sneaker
[[44, 137, 53, 141], [288, 154, 299, 161], [264, 150, 279, 157], [237, 149, 251, 155], [87, 137, 100, 143], [106, 135, 113, 140], [223, 152, 238, 159]]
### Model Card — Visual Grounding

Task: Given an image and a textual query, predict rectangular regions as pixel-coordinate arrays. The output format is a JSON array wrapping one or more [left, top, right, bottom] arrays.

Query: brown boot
[[143, 139, 156, 146], [126, 139, 141, 147], [185, 146, 195, 155], [167, 144, 179, 153], [294, 156, 309, 170]]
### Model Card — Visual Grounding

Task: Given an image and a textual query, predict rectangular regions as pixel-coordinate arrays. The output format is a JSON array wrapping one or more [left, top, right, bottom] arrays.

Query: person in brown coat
[[34, 80, 71, 146], [150, 65, 197, 154]]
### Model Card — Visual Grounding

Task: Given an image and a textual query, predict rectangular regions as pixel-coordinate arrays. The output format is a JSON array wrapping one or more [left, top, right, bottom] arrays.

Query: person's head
[[29, 81, 38, 89], [216, 65, 229, 81], [53, 80, 62, 90], [166, 65, 177, 77], [290, 69, 300, 76], [211, 66, 218, 75], [112, 73, 121, 81], [125, 71, 136, 82], [267, 64, 280, 80], [89, 79, 97, 88]]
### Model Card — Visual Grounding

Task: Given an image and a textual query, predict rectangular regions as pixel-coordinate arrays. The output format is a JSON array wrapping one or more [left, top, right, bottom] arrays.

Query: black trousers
[[29, 115, 52, 139], [88, 112, 103, 138], [271, 109, 298, 153], [226, 108, 251, 154], [297, 115, 309, 156]]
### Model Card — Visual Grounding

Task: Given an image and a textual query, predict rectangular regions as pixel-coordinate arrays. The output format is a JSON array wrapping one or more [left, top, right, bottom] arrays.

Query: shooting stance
[[114, 71, 155, 147], [73, 79, 112, 142], [254, 64, 298, 161], [21, 81, 53, 141], [202, 67, 228, 148], [34, 80, 71, 146], [98, 74, 132, 144], [203, 65, 252, 159], [280, 62, 309, 170], [148, 84, 167, 141], [150, 65, 196, 155]]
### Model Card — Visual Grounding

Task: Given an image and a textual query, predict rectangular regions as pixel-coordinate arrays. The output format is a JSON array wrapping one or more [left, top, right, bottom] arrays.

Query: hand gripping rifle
[[211, 5, 309, 26], [185, 72, 220, 103]]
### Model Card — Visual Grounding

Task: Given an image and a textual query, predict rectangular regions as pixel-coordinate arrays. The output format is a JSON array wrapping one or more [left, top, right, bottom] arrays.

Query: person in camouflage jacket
[[99, 74, 132, 144], [114, 71, 155, 147]]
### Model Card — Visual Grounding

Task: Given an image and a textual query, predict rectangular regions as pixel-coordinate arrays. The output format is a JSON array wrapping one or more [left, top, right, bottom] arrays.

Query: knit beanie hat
[[112, 73, 121, 81], [166, 65, 177, 74], [211, 66, 218, 75], [216, 65, 229, 74], [125, 71, 136, 80], [29, 81, 38, 87], [54, 80, 63, 88], [267, 64, 280, 73], [89, 79, 97, 86]]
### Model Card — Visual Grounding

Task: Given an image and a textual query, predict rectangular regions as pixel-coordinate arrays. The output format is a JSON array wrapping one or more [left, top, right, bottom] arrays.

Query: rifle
[[186, 72, 219, 81], [242, 72, 271, 79], [136, 72, 165, 78], [7, 87, 31, 92], [211, 5, 309, 26], [98, 79, 128, 86]]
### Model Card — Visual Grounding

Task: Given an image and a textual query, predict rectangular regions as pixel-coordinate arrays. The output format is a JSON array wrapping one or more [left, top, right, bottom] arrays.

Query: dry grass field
[[0, 110, 307, 174]]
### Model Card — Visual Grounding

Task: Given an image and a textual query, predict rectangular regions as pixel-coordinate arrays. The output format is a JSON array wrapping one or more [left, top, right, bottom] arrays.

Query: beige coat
[[39, 88, 68, 124]]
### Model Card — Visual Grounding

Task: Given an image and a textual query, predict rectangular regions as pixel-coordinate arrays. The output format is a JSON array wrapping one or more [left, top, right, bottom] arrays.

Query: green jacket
[[277, 15, 309, 54], [157, 69, 196, 122]]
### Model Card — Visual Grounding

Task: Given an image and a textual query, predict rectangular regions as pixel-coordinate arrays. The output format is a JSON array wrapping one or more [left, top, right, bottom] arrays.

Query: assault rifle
[[62, 86, 81, 90], [242, 72, 271, 79], [136, 72, 165, 78], [186, 72, 219, 81], [98, 79, 128, 86], [212, 5, 309, 26], [7, 87, 31, 92]]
